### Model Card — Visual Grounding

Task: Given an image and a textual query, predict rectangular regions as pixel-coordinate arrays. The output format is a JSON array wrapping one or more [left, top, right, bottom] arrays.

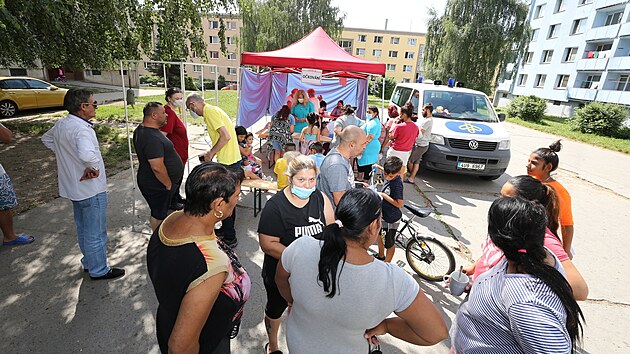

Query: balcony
[[620, 22, 630, 37], [496, 80, 513, 92], [608, 56, 630, 71], [586, 24, 621, 41], [594, 0, 626, 9], [567, 88, 597, 101], [576, 57, 609, 70], [596, 89, 630, 104]]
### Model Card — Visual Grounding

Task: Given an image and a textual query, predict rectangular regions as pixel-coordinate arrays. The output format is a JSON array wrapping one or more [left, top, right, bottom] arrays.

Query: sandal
[[264, 343, 283, 354], [3, 234, 35, 246]]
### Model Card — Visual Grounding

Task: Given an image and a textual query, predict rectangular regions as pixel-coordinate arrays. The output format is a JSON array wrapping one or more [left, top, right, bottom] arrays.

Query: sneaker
[[90, 267, 125, 280]]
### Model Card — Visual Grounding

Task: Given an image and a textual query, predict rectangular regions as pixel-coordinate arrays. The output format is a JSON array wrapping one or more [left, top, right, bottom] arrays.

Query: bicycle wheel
[[405, 237, 455, 282]]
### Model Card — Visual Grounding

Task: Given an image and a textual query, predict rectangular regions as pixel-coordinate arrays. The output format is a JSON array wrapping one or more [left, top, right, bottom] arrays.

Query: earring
[[214, 210, 224, 219]]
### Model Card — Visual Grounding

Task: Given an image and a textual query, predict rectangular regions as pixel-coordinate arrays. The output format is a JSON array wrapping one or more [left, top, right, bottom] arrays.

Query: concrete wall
[[0, 68, 46, 80], [84, 70, 139, 87]]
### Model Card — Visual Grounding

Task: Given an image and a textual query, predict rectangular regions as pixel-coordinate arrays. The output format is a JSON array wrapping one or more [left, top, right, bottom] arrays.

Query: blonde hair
[[292, 89, 308, 107], [285, 154, 317, 178]]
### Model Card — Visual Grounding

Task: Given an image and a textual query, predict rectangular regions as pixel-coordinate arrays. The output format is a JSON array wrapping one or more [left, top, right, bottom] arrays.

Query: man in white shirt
[[42, 89, 124, 280]]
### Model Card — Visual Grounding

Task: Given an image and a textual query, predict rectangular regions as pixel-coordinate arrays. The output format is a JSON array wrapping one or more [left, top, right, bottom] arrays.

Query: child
[[308, 141, 325, 169], [236, 126, 262, 179], [374, 156, 404, 262], [245, 132, 263, 166], [300, 112, 320, 155], [274, 143, 298, 189]]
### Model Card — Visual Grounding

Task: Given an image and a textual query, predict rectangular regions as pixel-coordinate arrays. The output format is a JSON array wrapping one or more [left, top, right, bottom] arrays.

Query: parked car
[[389, 81, 510, 180], [0, 77, 68, 118], [220, 83, 238, 91]]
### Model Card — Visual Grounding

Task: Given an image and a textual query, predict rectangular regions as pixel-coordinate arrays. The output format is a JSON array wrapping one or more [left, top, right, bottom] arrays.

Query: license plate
[[457, 162, 485, 170]]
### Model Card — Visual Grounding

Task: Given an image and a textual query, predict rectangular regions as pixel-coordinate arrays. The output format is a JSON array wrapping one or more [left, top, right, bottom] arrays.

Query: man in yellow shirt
[[186, 93, 242, 247]]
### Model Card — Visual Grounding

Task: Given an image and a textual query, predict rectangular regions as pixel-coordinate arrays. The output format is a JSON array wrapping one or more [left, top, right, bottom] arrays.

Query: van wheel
[[479, 175, 501, 181], [0, 100, 17, 118]]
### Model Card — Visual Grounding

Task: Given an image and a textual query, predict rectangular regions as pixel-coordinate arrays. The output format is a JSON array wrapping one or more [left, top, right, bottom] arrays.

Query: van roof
[[394, 82, 486, 96]]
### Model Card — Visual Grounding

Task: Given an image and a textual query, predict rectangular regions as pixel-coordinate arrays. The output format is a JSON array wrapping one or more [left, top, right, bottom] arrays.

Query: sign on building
[[301, 68, 322, 85]]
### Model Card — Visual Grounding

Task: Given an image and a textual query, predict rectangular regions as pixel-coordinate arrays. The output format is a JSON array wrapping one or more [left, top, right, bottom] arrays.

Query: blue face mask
[[291, 185, 316, 199]]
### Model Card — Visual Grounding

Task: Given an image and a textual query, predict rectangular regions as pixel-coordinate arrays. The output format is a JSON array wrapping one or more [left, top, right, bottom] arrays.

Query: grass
[[368, 95, 387, 108], [496, 108, 630, 155]]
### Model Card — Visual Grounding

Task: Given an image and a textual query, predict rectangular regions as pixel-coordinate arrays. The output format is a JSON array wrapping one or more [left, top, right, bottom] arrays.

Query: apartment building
[[138, 16, 242, 85], [496, 0, 630, 116], [338, 27, 425, 83]]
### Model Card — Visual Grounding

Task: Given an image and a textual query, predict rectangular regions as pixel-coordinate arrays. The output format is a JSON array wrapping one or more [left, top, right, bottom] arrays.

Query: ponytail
[[543, 184, 560, 239], [507, 175, 560, 238], [318, 223, 348, 298]]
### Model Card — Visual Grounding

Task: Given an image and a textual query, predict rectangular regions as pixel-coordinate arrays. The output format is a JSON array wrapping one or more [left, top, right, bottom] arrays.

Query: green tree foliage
[[507, 95, 547, 122], [0, 0, 236, 69], [239, 0, 345, 52], [570, 102, 628, 137], [369, 77, 397, 101], [424, 0, 530, 95]]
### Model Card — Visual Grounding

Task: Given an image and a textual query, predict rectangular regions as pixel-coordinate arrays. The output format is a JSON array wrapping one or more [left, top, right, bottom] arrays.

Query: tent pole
[[236, 66, 241, 120], [381, 75, 385, 112], [214, 67, 219, 106], [121, 60, 137, 227], [163, 64, 168, 90], [180, 63, 190, 175], [201, 69, 205, 99]]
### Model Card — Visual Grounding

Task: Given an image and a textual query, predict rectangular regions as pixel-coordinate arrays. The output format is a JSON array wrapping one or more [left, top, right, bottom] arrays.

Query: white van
[[389, 82, 510, 180]]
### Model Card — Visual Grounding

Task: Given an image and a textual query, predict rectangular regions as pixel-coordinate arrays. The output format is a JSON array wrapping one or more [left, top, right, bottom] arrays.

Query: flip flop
[[403, 178, 414, 184], [3, 234, 35, 246], [264, 343, 283, 354]]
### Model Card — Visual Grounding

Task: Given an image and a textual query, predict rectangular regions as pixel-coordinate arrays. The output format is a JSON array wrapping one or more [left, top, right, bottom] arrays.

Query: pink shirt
[[472, 228, 569, 281], [390, 121, 419, 152]]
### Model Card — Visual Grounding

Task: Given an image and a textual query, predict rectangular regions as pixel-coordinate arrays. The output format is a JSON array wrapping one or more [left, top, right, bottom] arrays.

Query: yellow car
[[0, 76, 68, 118]]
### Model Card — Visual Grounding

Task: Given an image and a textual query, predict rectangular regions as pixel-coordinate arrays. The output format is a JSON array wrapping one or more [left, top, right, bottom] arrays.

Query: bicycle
[[392, 204, 456, 282]]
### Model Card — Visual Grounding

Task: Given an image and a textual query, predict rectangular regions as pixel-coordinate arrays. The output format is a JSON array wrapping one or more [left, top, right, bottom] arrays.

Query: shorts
[[386, 148, 412, 167], [140, 186, 175, 220], [381, 219, 399, 249], [271, 140, 283, 151], [409, 145, 429, 164], [0, 173, 18, 210], [262, 261, 287, 319]]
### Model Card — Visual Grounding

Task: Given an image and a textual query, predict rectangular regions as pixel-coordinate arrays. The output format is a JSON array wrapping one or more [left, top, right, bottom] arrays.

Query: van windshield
[[423, 90, 498, 122]]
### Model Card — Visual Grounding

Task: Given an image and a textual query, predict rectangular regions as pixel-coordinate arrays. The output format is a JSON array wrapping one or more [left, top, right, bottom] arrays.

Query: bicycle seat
[[404, 204, 433, 218]]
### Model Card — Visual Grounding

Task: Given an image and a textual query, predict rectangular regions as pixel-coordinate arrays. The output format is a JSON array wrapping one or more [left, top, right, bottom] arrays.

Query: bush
[[570, 102, 628, 137], [369, 77, 397, 100], [507, 95, 547, 122], [140, 75, 160, 86], [169, 75, 198, 91]]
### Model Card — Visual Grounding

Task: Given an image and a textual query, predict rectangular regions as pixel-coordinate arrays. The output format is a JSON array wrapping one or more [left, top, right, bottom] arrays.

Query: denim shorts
[[0, 173, 17, 210], [270, 140, 283, 151]]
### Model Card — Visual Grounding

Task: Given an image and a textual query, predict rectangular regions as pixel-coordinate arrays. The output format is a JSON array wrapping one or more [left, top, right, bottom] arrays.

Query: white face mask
[[298, 98, 304, 103], [189, 110, 200, 119], [173, 99, 183, 107]]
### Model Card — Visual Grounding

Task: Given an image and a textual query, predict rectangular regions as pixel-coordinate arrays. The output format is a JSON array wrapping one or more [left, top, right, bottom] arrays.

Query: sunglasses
[[82, 102, 98, 108]]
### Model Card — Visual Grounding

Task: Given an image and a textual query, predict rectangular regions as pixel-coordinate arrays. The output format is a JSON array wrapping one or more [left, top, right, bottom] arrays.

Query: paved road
[[1, 121, 628, 353]]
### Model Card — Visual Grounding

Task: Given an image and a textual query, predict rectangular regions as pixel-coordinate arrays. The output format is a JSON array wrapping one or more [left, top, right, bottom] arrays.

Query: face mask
[[298, 98, 304, 103], [189, 110, 200, 119], [356, 154, 363, 160], [173, 99, 183, 107], [291, 185, 316, 199]]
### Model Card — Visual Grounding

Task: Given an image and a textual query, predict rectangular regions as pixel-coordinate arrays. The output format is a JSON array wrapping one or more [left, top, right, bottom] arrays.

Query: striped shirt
[[451, 253, 571, 353]]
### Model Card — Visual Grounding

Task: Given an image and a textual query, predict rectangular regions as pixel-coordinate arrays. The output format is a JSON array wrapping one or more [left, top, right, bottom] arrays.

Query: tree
[[424, 0, 530, 95], [239, 0, 345, 53], [0, 0, 237, 70]]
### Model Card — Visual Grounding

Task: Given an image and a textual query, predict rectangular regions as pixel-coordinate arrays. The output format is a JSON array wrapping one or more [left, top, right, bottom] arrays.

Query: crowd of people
[[0, 87, 588, 353]]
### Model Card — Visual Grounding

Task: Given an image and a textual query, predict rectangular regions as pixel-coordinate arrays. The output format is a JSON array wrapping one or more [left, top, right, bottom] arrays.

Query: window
[[391, 86, 413, 106], [595, 43, 613, 52], [563, 47, 578, 62], [193, 65, 202, 72], [404, 51, 414, 59], [388, 50, 398, 58], [0, 79, 27, 89], [227, 52, 236, 60], [91, 70, 101, 75], [390, 37, 400, 44], [357, 34, 366, 42], [532, 29, 539, 41], [374, 36, 383, 43], [226, 36, 235, 45], [554, 0, 564, 13], [580, 75, 601, 88], [402, 78, 411, 83], [227, 67, 237, 75], [548, 24, 560, 39], [372, 49, 382, 57], [339, 40, 352, 53], [191, 51, 198, 58], [407, 38, 417, 46], [556, 75, 569, 88], [524, 51, 534, 64], [227, 21, 237, 30], [356, 48, 365, 56], [535, 74, 547, 88], [9, 68, 27, 76], [25, 79, 50, 89], [605, 12, 623, 26], [209, 36, 220, 44], [143, 62, 150, 69], [542, 50, 554, 63], [403, 65, 413, 72], [578, 0, 592, 5], [209, 51, 219, 59], [387, 64, 396, 71], [209, 20, 219, 29], [534, 4, 545, 19], [518, 74, 528, 86], [616, 75, 630, 91], [571, 18, 586, 35]]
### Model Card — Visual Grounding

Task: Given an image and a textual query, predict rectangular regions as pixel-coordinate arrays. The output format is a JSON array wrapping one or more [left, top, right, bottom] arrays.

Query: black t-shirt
[[257, 190, 325, 281], [133, 124, 184, 191], [381, 176, 403, 223]]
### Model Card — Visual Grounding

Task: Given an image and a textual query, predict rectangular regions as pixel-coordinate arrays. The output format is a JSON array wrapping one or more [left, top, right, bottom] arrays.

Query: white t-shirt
[[414, 117, 433, 146], [282, 236, 419, 354]]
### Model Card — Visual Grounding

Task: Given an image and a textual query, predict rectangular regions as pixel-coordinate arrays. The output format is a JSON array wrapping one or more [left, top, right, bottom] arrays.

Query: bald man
[[316, 126, 367, 209]]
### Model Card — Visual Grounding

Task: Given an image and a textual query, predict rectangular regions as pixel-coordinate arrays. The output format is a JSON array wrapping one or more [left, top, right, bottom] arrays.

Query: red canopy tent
[[241, 27, 386, 77]]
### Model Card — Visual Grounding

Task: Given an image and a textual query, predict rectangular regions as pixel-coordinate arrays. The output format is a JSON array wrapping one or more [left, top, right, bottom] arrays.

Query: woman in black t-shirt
[[257, 155, 334, 354], [147, 163, 250, 354]]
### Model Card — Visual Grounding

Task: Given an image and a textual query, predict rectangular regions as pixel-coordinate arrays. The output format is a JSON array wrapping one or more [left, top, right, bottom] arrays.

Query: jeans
[[72, 192, 110, 277]]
